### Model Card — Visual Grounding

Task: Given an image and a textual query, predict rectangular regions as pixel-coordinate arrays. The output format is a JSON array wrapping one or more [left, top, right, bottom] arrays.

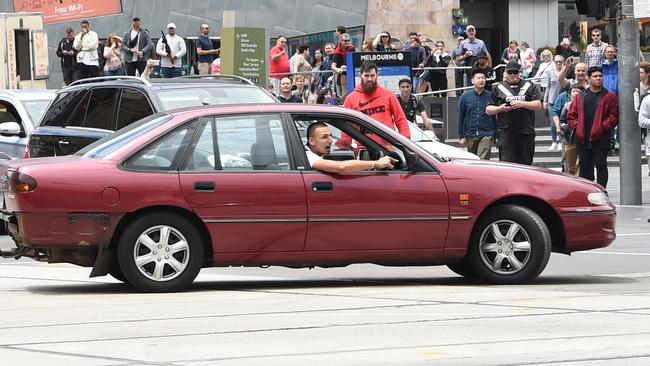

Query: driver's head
[[307, 122, 332, 156]]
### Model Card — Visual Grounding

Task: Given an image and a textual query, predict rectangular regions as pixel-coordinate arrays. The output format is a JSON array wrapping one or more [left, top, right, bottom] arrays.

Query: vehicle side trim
[[561, 209, 616, 216], [450, 215, 472, 220], [203, 216, 448, 223]]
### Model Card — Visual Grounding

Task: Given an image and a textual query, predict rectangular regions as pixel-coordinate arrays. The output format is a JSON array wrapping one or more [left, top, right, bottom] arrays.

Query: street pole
[[618, 0, 641, 205]]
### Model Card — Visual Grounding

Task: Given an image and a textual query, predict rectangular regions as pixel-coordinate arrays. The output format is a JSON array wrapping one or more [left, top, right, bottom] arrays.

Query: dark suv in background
[[28, 76, 277, 158]]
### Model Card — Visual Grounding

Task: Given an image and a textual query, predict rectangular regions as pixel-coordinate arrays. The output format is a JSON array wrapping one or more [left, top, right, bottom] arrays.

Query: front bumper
[[560, 207, 616, 252]]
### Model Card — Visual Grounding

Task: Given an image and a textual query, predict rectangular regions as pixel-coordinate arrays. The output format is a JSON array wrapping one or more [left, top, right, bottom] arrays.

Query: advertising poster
[[346, 51, 412, 95], [13, 0, 121, 24], [6, 27, 17, 89], [32, 30, 49, 79]]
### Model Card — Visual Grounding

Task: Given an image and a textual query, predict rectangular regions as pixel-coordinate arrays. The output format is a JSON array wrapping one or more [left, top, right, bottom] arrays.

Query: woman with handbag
[[103, 33, 125, 76]]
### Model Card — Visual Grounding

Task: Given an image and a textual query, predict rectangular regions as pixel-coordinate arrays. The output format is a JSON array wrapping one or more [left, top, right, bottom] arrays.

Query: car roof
[[0, 89, 56, 101], [168, 103, 354, 118], [56, 75, 261, 94]]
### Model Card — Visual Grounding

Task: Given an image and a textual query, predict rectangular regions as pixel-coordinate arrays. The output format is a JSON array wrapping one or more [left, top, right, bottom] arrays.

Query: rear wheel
[[117, 213, 204, 292], [467, 204, 551, 284]]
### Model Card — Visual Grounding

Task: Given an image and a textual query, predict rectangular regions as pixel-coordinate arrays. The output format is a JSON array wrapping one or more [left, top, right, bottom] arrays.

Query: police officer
[[486, 60, 543, 165]]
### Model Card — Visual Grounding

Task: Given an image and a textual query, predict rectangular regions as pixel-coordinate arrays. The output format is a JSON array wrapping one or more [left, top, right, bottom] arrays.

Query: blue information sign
[[345, 51, 412, 95]]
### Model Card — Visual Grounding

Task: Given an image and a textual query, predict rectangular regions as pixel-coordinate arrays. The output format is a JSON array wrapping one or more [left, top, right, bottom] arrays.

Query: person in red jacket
[[343, 61, 411, 143], [567, 66, 619, 188]]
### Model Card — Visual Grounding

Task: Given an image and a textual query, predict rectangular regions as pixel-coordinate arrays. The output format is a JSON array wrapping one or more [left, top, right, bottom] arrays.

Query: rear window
[[156, 86, 276, 110], [39, 91, 86, 127], [77, 114, 171, 159]]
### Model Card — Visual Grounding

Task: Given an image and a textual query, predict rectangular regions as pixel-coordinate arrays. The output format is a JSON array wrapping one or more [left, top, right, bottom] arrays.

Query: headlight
[[587, 192, 609, 205]]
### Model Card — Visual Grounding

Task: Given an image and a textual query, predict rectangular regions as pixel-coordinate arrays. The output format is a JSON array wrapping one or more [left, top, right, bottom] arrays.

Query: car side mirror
[[404, 149, 419, 169], [0, 122, 21, 136]]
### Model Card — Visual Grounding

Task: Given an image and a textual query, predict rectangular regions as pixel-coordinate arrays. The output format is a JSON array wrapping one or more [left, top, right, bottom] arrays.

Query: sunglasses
[[506, 70, 519, 75], [592, 34, 600, 37]]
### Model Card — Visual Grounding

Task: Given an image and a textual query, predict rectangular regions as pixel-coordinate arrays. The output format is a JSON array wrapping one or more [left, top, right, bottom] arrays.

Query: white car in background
[[409, 122, 479, 160], [0, 90, 56, 160]]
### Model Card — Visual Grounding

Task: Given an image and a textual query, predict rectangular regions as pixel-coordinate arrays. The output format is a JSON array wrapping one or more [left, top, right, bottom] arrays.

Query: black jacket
[[56, 38, 77, 68]]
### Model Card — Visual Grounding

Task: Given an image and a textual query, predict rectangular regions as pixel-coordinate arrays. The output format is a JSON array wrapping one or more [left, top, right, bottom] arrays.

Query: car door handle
[[194, 181, 215, 192], [312, 181, 333, 192], [57, 140, 69, 145]]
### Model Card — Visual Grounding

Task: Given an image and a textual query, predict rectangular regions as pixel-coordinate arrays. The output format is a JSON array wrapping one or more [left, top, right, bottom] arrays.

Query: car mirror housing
[[0, 122, 21, 136]]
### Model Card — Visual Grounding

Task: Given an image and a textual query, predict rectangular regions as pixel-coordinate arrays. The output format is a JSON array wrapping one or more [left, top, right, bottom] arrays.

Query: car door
[[0, 99, 25, 159], [178, 114, 307, 254], [294, 114, 449, 253]]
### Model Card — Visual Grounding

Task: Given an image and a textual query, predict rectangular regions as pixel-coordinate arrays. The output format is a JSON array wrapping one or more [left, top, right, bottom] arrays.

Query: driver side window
[[293, 116, 407, 171]]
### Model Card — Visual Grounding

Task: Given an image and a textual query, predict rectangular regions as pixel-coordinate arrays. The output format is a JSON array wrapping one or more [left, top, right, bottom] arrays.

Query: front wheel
[[117, 213, 204, 292], [467, 204, 551, 284]]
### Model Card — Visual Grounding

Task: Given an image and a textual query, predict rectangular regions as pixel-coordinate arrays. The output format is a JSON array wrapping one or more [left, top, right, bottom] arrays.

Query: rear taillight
[[24, 143, 30, 159], [9, 172, 37, 193]]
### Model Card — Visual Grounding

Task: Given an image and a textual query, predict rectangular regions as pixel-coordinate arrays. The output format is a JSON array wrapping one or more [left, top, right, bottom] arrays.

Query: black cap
[[505, 60, 521, 72], [132, 17, 140, 21], [477, 52, 488, 59]]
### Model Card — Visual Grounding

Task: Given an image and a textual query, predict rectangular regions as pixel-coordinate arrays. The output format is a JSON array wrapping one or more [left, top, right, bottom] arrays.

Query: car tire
[[117, 213, 204, 292], [446, 261, 478, 278], [467, 204, 551, 284]]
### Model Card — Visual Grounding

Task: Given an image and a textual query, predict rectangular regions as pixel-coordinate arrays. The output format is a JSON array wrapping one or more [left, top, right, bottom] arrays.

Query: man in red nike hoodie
[[343, 61, 411, 143]]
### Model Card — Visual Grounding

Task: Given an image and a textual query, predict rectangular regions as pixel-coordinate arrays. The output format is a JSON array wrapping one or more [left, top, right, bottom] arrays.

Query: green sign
[[452, 8, 464, 17], [458, 16, 469, 26], [221, 27, 267, 87]]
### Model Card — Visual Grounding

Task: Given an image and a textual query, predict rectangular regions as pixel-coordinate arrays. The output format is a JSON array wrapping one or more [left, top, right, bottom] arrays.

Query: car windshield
[[77, 114, 172, 159], [156, 86, 276, 110], [22, 100, 51, 125]]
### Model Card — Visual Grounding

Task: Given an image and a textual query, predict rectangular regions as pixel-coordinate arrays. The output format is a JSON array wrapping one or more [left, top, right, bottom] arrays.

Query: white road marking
[[579, 251, 650, 256], [591, 272, 650, 278]]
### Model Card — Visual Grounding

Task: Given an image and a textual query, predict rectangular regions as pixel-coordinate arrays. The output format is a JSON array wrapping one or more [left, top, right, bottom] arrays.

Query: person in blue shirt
[[457, 68, 497, 159], [196, 23, 219, 75]]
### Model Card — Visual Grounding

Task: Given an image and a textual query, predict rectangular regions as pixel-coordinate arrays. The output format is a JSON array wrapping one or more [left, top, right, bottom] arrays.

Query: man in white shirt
[[156, 23, 186, 78], [306, 122, 396, 173], [73, 20, 99, 79]]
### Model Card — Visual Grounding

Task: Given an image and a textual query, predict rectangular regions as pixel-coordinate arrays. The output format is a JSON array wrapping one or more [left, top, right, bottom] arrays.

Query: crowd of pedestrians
[[56, 17, 220, 84], [54, 19, 650, 193]]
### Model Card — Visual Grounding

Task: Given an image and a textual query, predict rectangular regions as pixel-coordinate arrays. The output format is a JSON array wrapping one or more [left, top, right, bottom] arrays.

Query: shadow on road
[[23, 274, 637, 295]]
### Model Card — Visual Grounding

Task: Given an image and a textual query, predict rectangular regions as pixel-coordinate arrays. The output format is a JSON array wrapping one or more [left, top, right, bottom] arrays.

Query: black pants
[[430, 74, 447, 97], [125, 61, 147, 76], [578, 142, 610, 188], [62, 65, 75, 85], [77, 63, 99, 79], [498, 130, 535, 165]]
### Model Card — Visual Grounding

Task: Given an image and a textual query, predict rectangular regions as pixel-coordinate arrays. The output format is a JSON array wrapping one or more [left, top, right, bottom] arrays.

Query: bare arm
[[420, 111, 433, 131], [312, 156, 396, 174]]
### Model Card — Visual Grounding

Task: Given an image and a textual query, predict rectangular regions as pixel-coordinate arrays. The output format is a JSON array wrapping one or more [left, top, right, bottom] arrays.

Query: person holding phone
[[73, 20, 99, 79], [486, 60, 543, 165], [103, 33, 125, 76]]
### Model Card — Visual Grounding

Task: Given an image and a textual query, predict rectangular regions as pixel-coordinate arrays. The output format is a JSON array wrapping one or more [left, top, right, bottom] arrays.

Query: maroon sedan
[[0, 104, 615, 292]]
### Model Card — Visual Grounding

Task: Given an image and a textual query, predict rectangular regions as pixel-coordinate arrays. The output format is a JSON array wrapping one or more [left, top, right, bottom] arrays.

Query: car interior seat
[[250, 142, 281, 170]]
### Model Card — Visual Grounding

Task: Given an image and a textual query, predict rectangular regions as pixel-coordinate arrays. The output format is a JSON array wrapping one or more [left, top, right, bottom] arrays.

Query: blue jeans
[[104, 67, 124, 76], [161, 67, 182, 78], [548, 105, 558, 143]]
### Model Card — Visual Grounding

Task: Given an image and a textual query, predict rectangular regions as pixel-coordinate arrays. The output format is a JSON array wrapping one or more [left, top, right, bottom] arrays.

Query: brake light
[[24, 142, 30, 159], [9, 172, 37, 193]]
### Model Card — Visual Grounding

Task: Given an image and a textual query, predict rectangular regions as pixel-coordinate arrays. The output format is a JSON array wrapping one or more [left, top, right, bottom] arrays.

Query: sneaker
[[548, 142, 557, 151], [556, 142, 563, 151]]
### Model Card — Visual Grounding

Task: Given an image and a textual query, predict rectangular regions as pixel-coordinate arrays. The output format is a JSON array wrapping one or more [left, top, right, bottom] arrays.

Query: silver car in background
[[0, 90, 56, 160]]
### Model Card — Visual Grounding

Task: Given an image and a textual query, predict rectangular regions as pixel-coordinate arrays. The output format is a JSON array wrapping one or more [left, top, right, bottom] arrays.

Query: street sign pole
[[618, 0, 642, 205]]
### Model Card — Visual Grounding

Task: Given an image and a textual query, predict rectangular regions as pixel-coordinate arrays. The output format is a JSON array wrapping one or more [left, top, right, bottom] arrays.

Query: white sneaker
[[548, 142, 557, 151], [556, 142, 563, 151]]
